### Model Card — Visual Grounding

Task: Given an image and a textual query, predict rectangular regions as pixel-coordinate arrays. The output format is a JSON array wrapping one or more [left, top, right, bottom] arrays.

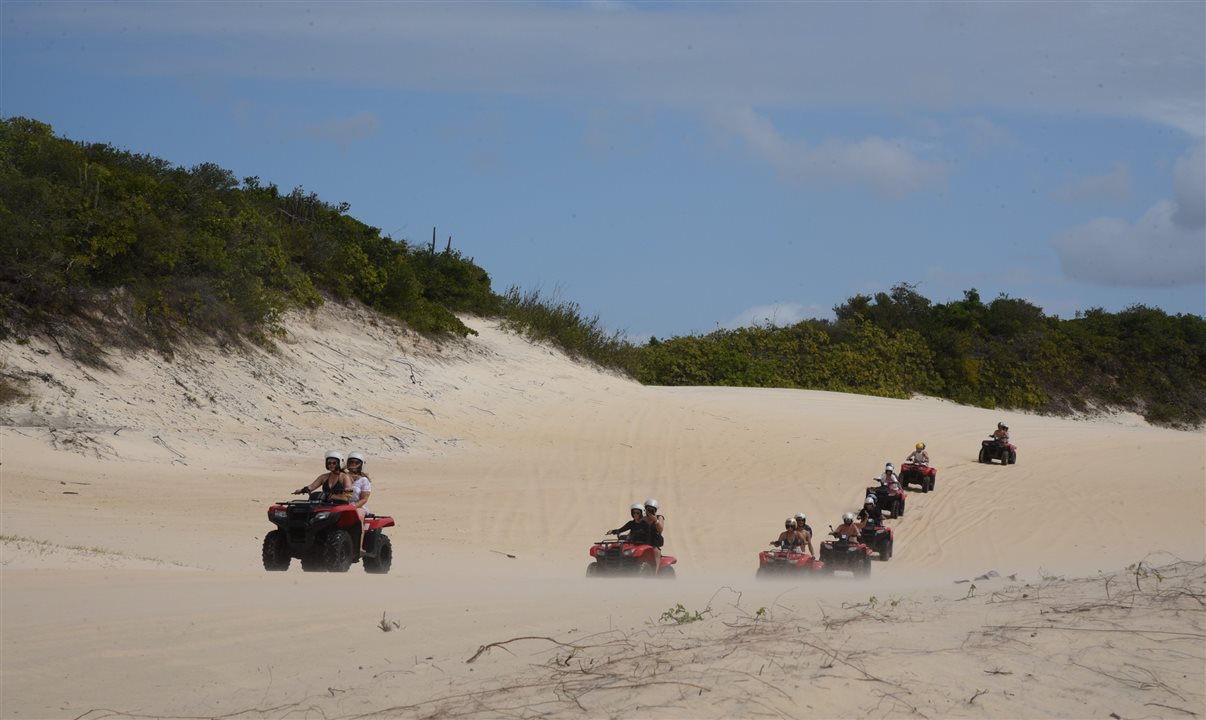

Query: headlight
[[271, 510, 287, 519], [622, 548, 634, 556], [313, 512, 330, 521]]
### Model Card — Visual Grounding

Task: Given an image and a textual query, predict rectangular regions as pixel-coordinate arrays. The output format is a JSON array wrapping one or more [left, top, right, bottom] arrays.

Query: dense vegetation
[[634, 286, 1206, 428], [0, 116, 496, 348], [2, 118, 1203, 427]]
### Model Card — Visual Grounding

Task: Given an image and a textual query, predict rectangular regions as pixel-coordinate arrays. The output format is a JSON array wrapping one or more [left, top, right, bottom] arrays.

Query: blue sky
[[3, 1, 1203, 340]]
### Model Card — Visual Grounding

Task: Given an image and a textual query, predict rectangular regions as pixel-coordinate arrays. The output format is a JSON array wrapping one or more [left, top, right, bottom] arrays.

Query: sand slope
[[1, 302, 1203, 718]]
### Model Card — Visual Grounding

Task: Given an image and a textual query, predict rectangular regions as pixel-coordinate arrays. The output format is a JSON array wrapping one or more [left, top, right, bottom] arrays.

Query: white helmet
[[785, 517, 797, 528], [842, 512, 855, 523], [324, 449, 345, 468], [347, 451, 366, 466], [644, 498, 659, 511], [794, 512, 807, 524], [629, 503, 644, 514], [865, 495, 876, 505], [885, 462, 894, 471]]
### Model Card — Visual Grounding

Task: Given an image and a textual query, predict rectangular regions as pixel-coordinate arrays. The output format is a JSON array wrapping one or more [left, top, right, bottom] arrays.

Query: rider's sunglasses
[[348, 459, 362, 465], [644, 507, 656, 513], [325, 458, 340, 465]]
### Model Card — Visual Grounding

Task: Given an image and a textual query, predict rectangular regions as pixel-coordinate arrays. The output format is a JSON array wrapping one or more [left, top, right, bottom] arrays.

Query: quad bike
[[818, 531, 873, 576], [866, 482, 907, 518], [979, 437, 1017, 465], [899, 462, 936, 493], [858, 524, 895, 561], [262, 492, 395, 573], [586, 537, 676, 578], [756, 543, 826, 579]]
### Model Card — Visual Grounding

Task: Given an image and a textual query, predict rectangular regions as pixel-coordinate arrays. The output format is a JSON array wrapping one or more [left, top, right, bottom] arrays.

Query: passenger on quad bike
[[857, 495, 884, 528], [992, 422, 1010, 441], [831, 512, 862, 541], [607, 503, 652, 544], [772, 518, 810, 552], [793, 512, 813, 536], [294, 450, 353, 502], [906, 442, 929, 465], [346, 451, 372, 552], [642, 499, 666, 574]]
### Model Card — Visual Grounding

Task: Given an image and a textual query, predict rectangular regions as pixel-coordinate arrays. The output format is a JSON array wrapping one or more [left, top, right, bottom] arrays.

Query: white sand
[[2, 301, 1203, 719]]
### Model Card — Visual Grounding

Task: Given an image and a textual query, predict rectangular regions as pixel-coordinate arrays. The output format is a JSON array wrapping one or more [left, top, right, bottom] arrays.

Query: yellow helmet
[[916, 442, 925, 450]]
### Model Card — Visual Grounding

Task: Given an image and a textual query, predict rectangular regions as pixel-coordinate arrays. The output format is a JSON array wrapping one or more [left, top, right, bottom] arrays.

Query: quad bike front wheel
[[262, 530, 291, 571], [978, 448, 989, 463], [880, 538, 893, 561], [1008, 451, 1017, 465], [363, 534, 392, 574], [586, 562, 601, 577], [322, 530, 354, 572], [927, 475, 936, 492], [658, 566, 676, 579]]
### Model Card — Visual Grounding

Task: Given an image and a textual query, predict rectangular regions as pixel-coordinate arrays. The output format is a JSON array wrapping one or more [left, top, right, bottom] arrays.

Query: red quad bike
[[899, 462, 937, 493], [858, 524, 895, 561], [586, 538, 676, 578], [866, 483, 907, 518], [979, 437, 1017, 465], [262, 492, 395, 573], [756, 544, 826, 579], [818, 530, 873, 577]]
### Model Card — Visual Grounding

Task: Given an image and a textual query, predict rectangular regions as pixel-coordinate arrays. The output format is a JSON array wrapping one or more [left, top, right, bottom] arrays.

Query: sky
[[3, 1, 1204, 340]]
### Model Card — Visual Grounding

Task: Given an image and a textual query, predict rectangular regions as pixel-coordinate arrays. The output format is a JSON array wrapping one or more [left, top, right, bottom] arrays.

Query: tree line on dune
[[1, 117, 1202, 428]]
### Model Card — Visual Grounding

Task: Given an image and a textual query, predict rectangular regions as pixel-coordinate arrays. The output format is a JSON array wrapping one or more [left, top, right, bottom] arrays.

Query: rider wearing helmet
[[773, 518, 806, 551], [793, 512, 813, 536], [878, 462, 900, 485], [642, 498, 666, 574], [294, 449, 353, 501], [607, 503, 651, 543], [992, 422, 1010, 441], [857, 494, 884, 528], [831, 512, 862, 542], [906, 442, 929, 465], [346, 451, 372, 552], [790, 513, 816, 556]]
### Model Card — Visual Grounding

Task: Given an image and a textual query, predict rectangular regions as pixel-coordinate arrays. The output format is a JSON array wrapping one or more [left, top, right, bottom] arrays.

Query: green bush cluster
[[0, 117, 492, 347], [633, 285, 1206, 428]]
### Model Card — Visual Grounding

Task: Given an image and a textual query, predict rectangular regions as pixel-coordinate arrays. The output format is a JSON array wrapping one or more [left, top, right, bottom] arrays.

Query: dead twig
[[466, 636, 579, 664]]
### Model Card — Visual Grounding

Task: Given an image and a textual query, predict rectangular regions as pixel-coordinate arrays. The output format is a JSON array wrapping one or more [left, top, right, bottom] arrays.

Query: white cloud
[[302, 112, 380, 151], [1053, 201, 1205, 287], [1053, 144, 1206, 287], [716, 107, 947, 195], [1054, 164, 1132, 204], [723, 303, 827, 329]]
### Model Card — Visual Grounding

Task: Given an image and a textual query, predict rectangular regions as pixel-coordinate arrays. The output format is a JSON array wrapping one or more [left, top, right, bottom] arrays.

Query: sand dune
[[1, 302, 1203, 718]]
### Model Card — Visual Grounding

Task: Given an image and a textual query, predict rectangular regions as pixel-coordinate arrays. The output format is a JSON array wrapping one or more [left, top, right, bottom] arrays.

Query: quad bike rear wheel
[[927, 475, 936, 492], [323, 530, 354, 572], [854, 556, 871, 576], [262, 530, 291, 571], [895, 499, 905, 517], [363, 533, 392, 574]]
